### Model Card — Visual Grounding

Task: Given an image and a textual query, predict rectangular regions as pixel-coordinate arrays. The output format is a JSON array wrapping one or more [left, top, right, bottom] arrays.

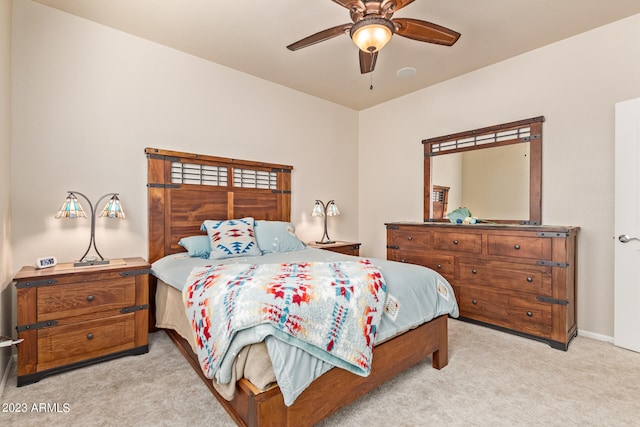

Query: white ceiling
[[32, 0, 640, 110]]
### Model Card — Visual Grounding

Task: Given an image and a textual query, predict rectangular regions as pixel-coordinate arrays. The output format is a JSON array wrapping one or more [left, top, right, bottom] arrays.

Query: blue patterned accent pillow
[[201, 217, 261, 260]]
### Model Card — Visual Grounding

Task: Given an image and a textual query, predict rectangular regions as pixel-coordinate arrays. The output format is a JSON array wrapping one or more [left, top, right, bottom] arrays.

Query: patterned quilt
[[182, 260, 387, 381]]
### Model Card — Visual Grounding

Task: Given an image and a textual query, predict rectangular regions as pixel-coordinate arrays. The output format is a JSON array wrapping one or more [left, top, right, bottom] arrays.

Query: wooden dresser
[[14, 257, 150, 386], [386, 222, 578, 350]]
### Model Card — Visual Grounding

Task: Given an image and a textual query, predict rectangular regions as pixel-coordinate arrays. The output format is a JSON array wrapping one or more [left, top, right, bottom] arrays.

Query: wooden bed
[[146, 147, 450, 426]]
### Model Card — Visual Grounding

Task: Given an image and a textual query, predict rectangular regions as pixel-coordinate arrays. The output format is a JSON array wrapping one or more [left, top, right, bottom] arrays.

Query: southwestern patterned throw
[[182, 260, 387, 381]]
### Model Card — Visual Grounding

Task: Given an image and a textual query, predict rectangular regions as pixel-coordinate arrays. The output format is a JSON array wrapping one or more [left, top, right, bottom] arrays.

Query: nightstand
[[307, 241, 361, 256], [14, 257, 150, 386]]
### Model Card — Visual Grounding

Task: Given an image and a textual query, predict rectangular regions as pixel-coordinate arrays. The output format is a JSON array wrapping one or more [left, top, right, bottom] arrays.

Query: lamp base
[[74, 259, 110, 267], [315, 241, 335, 245]]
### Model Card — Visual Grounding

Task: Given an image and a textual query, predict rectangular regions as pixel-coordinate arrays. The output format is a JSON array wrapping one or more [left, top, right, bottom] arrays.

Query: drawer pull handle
[[514, 244, 521, 250], [87, 333, 94, 340], [437, 264, 442, 269], [87, 295, 95, 302], [472, 299, 477, 305], [400, 259, 406, 263], [471, 269, 477, 274], [526, 311, 533, 317], [453, 240, 459, 245], [407, 236, 413, 241], [526, 277, 533, 283]]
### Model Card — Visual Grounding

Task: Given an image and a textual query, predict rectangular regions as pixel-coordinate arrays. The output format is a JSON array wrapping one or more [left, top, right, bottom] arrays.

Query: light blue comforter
[[152, 248, 459, 406]]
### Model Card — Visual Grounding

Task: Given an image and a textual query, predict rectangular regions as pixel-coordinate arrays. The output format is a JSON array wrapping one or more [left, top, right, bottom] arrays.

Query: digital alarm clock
[[36, 256, 57, 269]]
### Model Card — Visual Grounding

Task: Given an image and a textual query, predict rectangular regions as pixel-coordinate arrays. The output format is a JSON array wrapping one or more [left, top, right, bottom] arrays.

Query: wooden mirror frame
[[422, 116, 544, 225]]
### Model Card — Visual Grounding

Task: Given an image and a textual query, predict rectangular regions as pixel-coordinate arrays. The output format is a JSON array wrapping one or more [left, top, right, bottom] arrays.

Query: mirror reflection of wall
[[432, 152, 462, 218], [432, 142, 530, 220]]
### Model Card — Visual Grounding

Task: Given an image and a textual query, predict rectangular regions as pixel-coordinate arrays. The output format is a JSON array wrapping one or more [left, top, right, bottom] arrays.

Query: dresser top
[[385, 221, 579, 233]]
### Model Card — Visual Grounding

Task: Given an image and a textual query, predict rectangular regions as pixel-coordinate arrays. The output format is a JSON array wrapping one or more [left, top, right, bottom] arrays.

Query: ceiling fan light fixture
[[351, 17, 395, 53]]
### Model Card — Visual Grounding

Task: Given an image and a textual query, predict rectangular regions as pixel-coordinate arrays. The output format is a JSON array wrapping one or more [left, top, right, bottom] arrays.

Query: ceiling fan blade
[[359, 50, 378, 74], [381, 0, 416, 13], [287, 23, 353, 51], [394, 18, 461, 46]]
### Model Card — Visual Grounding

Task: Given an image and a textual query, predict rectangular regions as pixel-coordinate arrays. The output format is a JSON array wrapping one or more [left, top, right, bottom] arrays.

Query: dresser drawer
[[387, 228, 431, 248], [433, 231, 482, 254], [458, 287, 552, 337], [36, 313, 137, 371], [388, 251, 454, 277], [37, 277, 137, 321], [487, 234, 552, 260], [457, 258, 552, 296]]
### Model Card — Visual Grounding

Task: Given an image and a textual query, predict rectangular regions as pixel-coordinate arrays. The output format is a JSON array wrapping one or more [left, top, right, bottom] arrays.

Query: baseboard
[[577, 329, 614, 343], [0, 353, 15, 398]]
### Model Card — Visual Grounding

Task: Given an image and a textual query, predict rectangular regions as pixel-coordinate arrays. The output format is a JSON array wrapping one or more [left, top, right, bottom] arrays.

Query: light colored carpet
[[1, 319, 638, 426]]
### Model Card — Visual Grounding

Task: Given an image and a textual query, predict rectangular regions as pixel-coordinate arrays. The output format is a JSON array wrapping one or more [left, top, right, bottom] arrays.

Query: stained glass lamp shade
[[100, 195, 126, 219], [55, 193, 88, 219]]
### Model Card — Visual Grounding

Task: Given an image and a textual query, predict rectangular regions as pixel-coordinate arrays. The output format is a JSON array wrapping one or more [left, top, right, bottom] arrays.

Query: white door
[[614, 98, 640, 352]]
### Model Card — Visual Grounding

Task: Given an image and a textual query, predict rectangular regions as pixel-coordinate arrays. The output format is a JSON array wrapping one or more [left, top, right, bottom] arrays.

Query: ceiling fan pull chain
[[370, 72, 374, 90]]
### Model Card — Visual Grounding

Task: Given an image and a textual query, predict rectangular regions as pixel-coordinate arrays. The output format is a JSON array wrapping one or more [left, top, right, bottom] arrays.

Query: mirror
[[433, 143, 530, 220], [423, 116, 543, 224]]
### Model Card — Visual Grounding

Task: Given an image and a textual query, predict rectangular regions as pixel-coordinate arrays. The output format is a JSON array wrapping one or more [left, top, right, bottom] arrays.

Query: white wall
[[0, 0, 13, 393], [359, 14, 640, 337], [11, 1, 359, 272], [12, 1, 640, 340]]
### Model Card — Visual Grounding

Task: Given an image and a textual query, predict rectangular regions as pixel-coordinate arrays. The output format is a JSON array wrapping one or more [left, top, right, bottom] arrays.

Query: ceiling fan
[[286, 0, 461, 74]]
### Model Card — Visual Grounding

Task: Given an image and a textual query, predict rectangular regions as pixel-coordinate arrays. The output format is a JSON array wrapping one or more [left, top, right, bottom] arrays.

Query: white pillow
[[254, 220, 306, 254]]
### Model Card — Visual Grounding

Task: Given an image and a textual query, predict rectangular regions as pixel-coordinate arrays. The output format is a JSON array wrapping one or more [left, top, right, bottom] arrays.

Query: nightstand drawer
[[307, 241, 361, 256], [327, 244, 360, 256], [36, 313, 136, 371], [37, 277, 136, 321]]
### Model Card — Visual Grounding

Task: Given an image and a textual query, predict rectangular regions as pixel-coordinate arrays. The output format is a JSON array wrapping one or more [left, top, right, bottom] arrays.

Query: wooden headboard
[[146, 148, 293, 263]]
